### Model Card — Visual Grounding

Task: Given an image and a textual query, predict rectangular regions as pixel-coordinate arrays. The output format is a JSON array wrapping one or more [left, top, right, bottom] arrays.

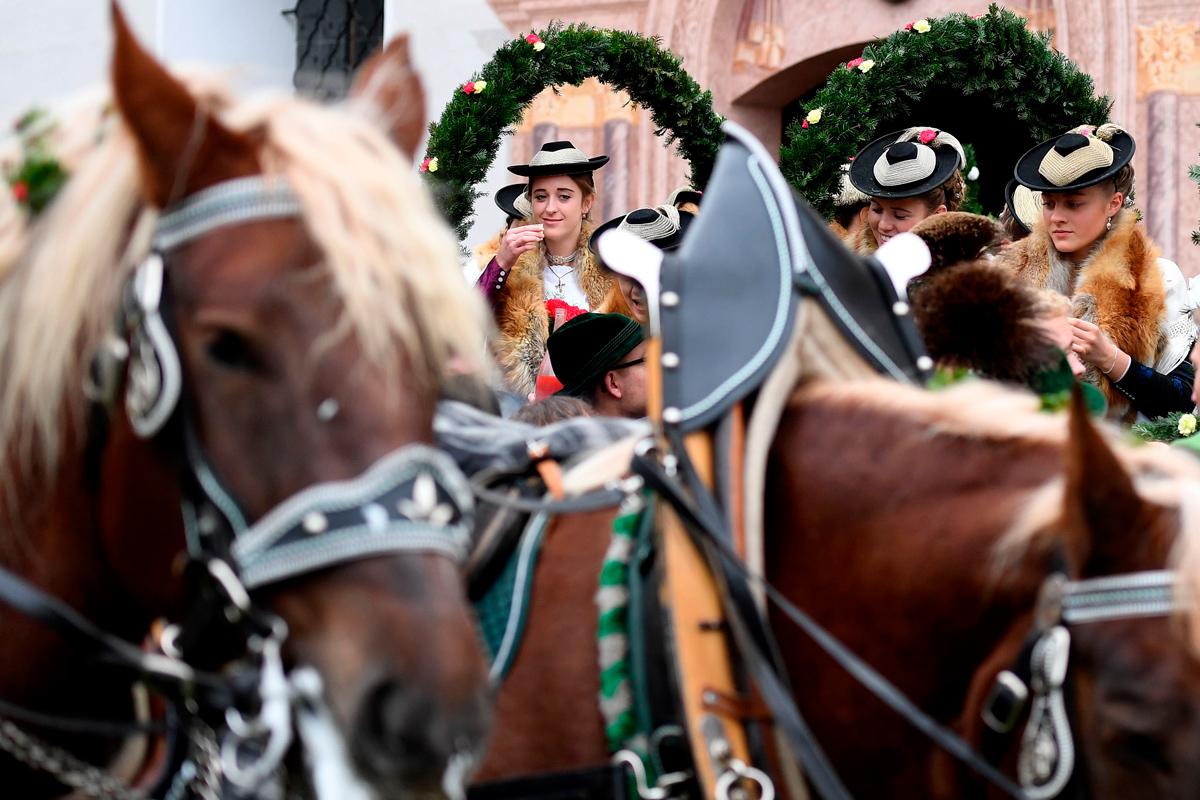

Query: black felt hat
[[589, 206, 695, 254], [1004, 179, 1042, 234], [494, 183, 531, 221], [547, 312, 644, 397], [1013, 125, 1135, 193], [508, 140, 609, 177], [849, 127, 966, 199]]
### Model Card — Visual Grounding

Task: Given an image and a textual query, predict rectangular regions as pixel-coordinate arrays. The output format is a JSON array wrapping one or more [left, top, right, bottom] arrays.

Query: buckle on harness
[[982, 670, 1029, 734]]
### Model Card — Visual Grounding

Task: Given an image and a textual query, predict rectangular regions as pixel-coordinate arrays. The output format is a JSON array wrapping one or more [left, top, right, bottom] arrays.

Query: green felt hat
[[547, 312, 644, 397]]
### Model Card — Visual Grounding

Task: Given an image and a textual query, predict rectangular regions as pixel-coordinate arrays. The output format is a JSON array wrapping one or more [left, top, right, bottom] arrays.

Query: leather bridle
[[0, 175, 476, 798], [982, 566, 1178, 799]]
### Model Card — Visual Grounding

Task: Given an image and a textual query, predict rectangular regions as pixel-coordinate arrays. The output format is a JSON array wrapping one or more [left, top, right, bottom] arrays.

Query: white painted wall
[[157, 0, 297, 92], [384, 0, 515, 251], [0, 0, 156, 120], [0, 0, 296, 122]]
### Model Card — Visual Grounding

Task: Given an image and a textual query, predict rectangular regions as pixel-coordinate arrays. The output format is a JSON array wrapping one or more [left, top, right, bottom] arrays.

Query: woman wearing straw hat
[[830, 161, 870, 241], [1000, 179, 1041, 242], [845, 126, 969, 256], [590, 204, 696, 326], [998, 123, 1199, 421], [472, 182, 532, 274], [476, 140, 613, 397]]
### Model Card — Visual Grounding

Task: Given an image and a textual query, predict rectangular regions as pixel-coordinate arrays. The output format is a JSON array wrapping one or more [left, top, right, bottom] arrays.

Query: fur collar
[[845, 224, 879, 256], [493, 222, 611, 396], [998, 210, 1164, 419]]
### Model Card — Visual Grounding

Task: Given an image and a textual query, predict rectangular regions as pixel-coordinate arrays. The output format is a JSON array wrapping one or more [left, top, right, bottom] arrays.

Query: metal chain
[[191, 722, 223, 800], [0, 718, 146, 800]]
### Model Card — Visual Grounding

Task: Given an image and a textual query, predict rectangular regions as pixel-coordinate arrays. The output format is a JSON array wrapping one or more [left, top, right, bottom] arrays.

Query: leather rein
[[476, 433, 1180, 800]]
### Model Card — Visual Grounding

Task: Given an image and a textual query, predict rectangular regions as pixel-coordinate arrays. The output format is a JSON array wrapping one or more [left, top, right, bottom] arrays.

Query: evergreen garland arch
[[421, 23, 724, 241], [780, 5, 1112, 219]]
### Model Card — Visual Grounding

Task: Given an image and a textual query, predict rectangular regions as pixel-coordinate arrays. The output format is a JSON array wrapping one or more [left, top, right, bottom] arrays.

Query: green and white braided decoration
[[597, 493, 649, 759]]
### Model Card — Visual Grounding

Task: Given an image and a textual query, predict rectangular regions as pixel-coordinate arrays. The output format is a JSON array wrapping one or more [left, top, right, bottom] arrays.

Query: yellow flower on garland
[[1179, 413, 1197, 436], [858, 59, 875, 73], [912, 19, 931, 33], [474, 80, 487, 93], [806, 108, 823, 125]]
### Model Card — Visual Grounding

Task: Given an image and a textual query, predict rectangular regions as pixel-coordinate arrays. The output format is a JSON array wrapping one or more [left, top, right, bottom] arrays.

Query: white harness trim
[[1017, 569, 1178, 799], [153, 176, 303, 251]]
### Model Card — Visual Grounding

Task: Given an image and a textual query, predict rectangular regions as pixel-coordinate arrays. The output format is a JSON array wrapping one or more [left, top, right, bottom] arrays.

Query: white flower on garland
[[1178, 413, 1197, 436]]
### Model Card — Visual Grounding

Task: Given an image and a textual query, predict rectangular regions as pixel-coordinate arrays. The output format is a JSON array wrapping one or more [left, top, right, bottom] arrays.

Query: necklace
[[545, 248, 579, 298], [546, 250, 578, 267], [546, 262, 575, 298]]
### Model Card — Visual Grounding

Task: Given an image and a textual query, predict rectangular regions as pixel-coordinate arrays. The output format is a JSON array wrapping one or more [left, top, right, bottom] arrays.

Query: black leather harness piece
[[657, 122, 931, 433]]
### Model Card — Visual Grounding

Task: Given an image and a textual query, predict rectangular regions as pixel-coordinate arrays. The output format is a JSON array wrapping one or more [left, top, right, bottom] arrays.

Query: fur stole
[[845, 224, 879, 256], [997, 210, 1164, 418], [494, 222, 612, 396], [474, 229, 503, 271]]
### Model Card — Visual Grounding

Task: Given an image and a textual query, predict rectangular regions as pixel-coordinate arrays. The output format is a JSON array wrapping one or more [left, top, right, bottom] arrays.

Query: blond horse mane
[[0, 78, 490, 484]]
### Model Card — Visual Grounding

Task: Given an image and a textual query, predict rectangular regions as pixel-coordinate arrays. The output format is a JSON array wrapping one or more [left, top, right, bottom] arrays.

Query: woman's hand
[[496, 224, 543, 270], [1069, 318, 1129, 377]]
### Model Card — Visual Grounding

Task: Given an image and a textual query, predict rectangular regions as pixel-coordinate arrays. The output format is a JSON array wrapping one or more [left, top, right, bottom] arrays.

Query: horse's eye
[[205, 330, 261, 371]]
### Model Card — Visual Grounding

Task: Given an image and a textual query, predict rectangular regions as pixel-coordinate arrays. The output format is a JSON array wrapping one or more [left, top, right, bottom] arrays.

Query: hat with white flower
[[849, 127, 966, 199], [1013, 124, 1134, 193]]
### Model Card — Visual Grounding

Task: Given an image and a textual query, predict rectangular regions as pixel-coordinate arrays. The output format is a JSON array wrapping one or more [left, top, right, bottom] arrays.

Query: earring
[[1105, 217, 1112, 231]]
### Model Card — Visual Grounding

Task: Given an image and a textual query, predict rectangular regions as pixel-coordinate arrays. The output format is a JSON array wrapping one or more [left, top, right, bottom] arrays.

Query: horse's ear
[[347, 34, 426, 160], [1061, 387, 1145, 576], [110, 1, 258, 207]]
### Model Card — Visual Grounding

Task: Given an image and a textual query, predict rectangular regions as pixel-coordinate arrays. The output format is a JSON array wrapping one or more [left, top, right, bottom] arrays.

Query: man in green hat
[[547, 312, 647, 418]]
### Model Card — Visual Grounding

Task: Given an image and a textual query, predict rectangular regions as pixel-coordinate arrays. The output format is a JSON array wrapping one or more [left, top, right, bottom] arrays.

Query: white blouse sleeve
[[1154, 257, 1199, 374]]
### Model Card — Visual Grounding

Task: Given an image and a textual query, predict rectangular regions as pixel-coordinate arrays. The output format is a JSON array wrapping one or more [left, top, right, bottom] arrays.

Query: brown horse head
[[4, 8, 490, 795], [1043, 394, 1200, 797]]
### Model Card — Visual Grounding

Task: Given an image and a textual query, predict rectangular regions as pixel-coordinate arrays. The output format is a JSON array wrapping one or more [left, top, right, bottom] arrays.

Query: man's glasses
[[610, 357, 645, 371]]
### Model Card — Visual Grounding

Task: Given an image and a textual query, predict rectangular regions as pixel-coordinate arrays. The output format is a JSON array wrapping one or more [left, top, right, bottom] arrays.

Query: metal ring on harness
[[714, 758, 775, 800]]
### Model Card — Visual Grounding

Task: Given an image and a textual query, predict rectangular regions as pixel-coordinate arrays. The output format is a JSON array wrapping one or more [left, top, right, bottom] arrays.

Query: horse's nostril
[[353, 679, 487, 786]]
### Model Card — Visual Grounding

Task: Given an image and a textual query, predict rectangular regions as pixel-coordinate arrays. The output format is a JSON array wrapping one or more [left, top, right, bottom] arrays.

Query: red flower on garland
[[801, 120, 809, 129], [846, 57, 864, 70], [904, 21, 914, 30], [463, 81, 476, 94], [11, 182, 27, 202], [525, 33, 546, 51]]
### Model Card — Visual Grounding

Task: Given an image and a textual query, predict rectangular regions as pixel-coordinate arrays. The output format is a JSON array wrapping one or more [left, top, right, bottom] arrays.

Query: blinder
[[981, 568, 1179, 799]]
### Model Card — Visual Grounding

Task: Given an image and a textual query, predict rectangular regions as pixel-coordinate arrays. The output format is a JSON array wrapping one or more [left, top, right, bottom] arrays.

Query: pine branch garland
[[780, 5, 1111, 218], [421, 23, 724, 241], [1190, 125, 1199, 247]]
